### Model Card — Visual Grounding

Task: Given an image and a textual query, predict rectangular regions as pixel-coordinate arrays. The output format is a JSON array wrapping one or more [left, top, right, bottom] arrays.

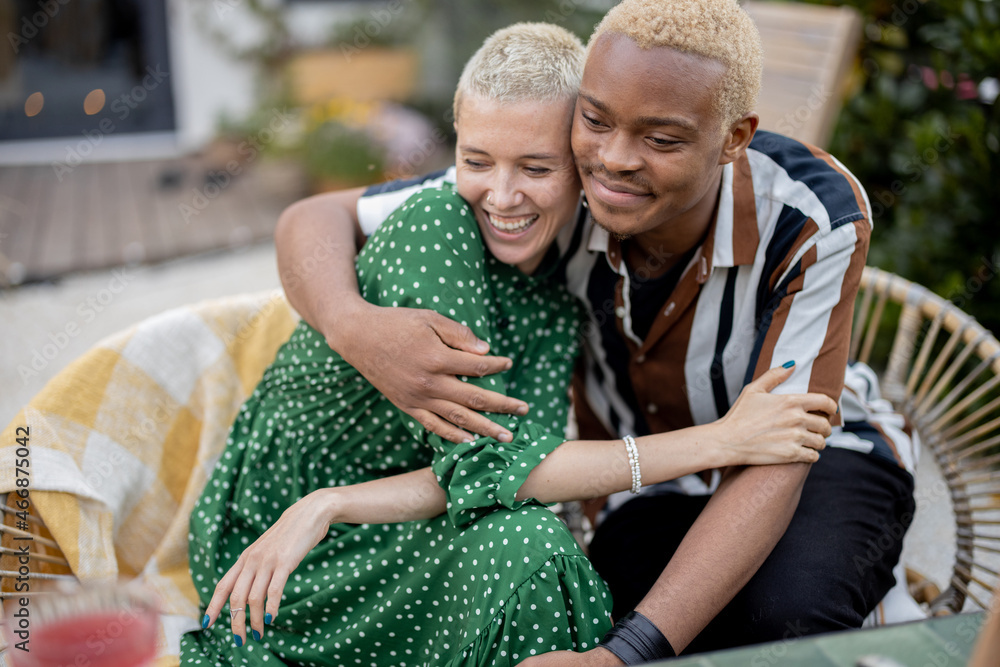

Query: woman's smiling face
[[455, 94, 581, 275]]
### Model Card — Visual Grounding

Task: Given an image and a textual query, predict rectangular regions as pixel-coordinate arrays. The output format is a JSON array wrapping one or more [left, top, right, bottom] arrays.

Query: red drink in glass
[[3, 583, 159, 667]]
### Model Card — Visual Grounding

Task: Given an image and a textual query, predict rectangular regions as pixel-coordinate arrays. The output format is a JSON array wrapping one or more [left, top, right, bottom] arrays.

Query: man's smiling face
[[571, 32, 734, 243]]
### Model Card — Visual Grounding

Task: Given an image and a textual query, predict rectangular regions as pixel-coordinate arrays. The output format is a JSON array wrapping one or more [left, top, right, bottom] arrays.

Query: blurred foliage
[[800, 0, 1000, 334], [301, 120, 386, 188], [203, 0, 1000, 336], [430, 0, 615, 66]]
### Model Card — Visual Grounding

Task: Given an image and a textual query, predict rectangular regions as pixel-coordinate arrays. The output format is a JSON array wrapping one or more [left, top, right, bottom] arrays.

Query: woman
[[182, 23, 835, 666]]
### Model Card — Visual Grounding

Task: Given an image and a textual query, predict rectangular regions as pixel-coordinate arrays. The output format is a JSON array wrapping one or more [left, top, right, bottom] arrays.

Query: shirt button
[[647, 403, 658, 414], [635, 354, 646, 363], [615, 306, 626, 318]]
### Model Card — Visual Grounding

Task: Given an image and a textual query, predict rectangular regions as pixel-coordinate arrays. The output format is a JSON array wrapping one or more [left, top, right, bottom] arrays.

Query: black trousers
[[588, 447, 916, 655]]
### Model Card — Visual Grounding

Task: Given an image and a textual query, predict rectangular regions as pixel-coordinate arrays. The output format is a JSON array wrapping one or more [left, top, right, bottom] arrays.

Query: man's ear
[[719, 113, 759, 165]]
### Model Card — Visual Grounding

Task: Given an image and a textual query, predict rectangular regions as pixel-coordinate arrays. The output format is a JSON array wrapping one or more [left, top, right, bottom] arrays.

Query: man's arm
[[275, 187, 368, 339], [634, 215, 871, 655], [635, 462, 808, 651], [273, 185, 527, 442]]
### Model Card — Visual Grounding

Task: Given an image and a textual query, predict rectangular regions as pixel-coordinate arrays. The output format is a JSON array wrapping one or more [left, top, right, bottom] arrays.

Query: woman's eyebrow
[[458, 146, 560, 160]]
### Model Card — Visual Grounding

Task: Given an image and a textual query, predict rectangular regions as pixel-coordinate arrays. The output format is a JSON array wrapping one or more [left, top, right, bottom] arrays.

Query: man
[[274, 0, 915, 662]]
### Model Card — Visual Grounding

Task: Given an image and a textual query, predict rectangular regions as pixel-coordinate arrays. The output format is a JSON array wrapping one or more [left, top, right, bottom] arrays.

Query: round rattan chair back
[[852, 266, 1000, 614]]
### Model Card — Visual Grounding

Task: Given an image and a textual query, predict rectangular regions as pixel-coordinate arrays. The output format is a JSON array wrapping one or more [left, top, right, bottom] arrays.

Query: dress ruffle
[[447, 553, 613, 666], [433, 422, 566, 528]]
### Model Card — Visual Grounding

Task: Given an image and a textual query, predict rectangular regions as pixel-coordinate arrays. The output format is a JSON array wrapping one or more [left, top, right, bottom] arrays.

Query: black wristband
[[598, 611, 676, 664]]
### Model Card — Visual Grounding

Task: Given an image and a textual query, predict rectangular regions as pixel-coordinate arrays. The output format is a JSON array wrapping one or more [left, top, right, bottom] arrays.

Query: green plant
[[800, 0, 1000, 334], [301, 121, 386, 187]]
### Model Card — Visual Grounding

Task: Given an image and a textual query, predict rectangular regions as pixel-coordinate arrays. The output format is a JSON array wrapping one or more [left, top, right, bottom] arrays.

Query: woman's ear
[[719, 113, 759, 165]]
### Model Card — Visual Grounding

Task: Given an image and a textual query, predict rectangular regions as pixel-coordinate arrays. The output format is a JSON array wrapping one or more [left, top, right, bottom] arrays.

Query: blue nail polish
[[264, 613, 272, 625], [253, 629, 261, 642], [782, 360, 795, 369], [202, 614, 210, 629], [234, 634, 243, 648]]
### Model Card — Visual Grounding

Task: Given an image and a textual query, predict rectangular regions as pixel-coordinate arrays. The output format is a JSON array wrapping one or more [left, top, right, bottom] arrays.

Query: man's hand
[[274, 185, 525, 443], [334, 300, 529, 443], [517, 647, 623, 666]]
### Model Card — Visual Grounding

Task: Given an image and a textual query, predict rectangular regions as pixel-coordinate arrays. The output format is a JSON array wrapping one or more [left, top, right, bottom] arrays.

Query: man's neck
[[624, 169, 724, 279]]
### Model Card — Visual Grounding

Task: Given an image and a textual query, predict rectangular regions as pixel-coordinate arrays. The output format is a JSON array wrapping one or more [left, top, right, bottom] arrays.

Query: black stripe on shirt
[[711, 268, 739, 416], [362, 168, 451, 197], [586, 258, 649, 437], [749, 131, 866, 226], [755, 204, 810, 323]]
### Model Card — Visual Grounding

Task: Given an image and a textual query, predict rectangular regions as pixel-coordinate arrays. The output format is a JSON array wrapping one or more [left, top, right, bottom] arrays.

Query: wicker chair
[[0, 290, 298, 663], [2, 269, 999, 661], [852, 266, 1000, 614]]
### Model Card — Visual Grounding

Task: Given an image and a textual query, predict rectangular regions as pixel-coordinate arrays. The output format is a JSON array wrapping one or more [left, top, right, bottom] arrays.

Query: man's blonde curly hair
[[589, 0, 763, 129], [453, 22, 585, 121]]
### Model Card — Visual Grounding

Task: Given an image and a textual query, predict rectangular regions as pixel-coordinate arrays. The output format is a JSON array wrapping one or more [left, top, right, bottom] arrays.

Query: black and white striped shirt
[[357, 131, 915, 492]]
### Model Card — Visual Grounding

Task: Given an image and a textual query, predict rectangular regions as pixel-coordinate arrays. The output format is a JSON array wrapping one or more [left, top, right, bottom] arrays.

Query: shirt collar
[[711, 153, 759, 269]]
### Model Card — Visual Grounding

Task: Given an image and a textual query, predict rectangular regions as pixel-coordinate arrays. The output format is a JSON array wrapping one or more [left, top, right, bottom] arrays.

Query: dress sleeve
[[356, 187, 576, 528]]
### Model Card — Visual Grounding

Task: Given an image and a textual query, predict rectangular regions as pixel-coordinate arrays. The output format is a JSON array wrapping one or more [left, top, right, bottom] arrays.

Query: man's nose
[[597, 130, 643, 173]]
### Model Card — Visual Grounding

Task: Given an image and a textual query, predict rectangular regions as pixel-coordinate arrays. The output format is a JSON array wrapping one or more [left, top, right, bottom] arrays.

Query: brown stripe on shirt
[[637, 302, 697, 435]]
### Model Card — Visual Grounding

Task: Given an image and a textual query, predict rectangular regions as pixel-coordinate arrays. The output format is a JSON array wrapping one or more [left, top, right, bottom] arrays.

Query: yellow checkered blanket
[[0, 291, 297, 666]]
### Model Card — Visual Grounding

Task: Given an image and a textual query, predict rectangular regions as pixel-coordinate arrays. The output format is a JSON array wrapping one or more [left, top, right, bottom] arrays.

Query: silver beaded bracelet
[[623, 435, 641, 494]]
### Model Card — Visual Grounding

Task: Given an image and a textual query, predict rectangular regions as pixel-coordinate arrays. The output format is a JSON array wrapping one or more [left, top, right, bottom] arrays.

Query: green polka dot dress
[[181, 187, 613, 666]]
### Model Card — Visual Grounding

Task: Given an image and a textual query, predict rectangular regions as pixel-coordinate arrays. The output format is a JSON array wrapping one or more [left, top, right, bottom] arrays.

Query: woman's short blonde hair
[[453, 22, 585, 120], [589, 0, 762, 129]]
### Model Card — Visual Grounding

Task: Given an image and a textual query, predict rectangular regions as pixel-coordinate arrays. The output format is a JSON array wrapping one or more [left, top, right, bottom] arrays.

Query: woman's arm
[[275, 184, 522, 444], [315, 362, 832, 524], [204, 364, 834, 641]]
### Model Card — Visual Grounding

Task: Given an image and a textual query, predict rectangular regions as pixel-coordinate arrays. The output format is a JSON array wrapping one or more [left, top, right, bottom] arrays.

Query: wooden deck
[[0, 152, 306, 286]]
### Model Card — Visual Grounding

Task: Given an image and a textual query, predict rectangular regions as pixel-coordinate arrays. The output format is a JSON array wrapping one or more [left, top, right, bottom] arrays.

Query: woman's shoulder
[[380, 186, 476, 233], [367, 185, 485, 260]]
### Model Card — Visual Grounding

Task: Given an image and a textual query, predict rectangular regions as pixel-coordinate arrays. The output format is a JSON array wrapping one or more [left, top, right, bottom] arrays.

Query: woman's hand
[[708, 363, 838, 467], [202, 489, 338, 646]]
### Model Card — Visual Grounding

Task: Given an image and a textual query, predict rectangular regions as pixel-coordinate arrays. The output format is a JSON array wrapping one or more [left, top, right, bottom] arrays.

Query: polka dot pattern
[[180, 187, 613, 665]]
